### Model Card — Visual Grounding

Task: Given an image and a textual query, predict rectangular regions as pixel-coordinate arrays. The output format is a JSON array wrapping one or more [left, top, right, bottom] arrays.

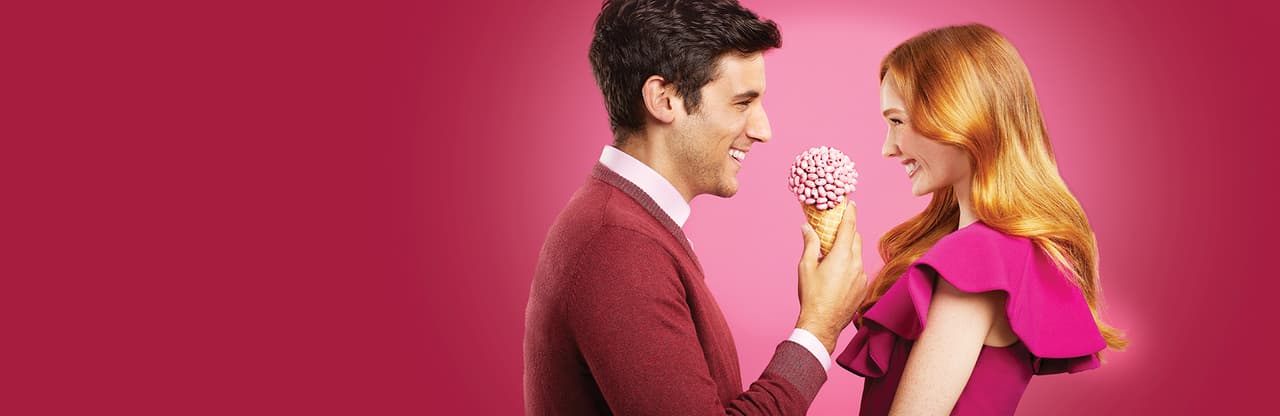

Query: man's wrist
[[794, 319, 837, 354], [788, 328, 832, 370]]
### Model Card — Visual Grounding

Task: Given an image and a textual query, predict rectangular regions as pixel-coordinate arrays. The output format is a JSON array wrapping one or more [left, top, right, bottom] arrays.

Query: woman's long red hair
[[859, 24, 1127, 353]]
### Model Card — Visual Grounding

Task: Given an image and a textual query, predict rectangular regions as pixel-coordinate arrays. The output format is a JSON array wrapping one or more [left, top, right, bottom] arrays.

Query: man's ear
[[641, 75, 683, 125]]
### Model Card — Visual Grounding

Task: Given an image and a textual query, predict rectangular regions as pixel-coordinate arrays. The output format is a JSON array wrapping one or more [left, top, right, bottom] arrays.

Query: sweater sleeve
[[565, 226, 826, 415]]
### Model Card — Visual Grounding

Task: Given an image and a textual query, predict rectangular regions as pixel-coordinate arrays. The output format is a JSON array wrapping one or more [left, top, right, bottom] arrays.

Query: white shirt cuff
[[787, 328, 831, 371]]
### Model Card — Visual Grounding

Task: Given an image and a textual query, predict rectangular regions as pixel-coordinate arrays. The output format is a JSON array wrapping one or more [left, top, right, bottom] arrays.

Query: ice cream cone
[[790, 146, 858, 256], [803, 200, 847, 256]]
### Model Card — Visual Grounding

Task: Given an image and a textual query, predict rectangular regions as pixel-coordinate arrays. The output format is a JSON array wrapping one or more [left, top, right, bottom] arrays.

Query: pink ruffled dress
[[836, 222, 1106, 415]]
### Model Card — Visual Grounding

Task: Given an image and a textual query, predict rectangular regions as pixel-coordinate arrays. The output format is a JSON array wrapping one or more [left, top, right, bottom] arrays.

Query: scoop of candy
[[788, 146, 858, 210]]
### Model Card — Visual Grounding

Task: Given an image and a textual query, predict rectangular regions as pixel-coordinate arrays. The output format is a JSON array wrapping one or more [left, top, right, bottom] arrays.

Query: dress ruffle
[[837, 222, 1106, 377]]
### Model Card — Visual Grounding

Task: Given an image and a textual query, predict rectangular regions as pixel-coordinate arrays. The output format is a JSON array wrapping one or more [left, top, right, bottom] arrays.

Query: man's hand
[[796, 202, 868, 354]]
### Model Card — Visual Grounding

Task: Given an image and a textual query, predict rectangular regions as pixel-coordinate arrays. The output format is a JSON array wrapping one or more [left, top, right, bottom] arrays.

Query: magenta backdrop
[[4, 0, 1275, 415]]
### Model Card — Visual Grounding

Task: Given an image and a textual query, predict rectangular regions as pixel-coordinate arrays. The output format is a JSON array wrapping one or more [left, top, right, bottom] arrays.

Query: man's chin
[[710, 179, 739, 198]]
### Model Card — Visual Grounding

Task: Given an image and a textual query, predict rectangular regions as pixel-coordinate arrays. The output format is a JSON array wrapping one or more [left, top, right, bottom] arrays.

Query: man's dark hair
[[589, 0, 781, 144]]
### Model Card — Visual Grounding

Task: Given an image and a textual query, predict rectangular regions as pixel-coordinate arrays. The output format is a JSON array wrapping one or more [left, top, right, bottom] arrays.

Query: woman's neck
[[954, 180, 977, 229]]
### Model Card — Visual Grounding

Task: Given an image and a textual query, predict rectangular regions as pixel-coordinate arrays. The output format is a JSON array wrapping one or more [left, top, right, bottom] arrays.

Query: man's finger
[[800, 223, 819, 268], [830, 201, 858, 254], [846, 200, 858, 229], [851, 231, 863, 260]]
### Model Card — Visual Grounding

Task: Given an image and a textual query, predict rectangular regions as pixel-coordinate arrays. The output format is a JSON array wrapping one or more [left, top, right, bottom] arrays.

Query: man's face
[[670, 52, 772, 199]]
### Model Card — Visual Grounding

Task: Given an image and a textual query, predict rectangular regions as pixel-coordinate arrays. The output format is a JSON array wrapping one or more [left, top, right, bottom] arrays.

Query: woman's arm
[[888, 277, 1006, 415]]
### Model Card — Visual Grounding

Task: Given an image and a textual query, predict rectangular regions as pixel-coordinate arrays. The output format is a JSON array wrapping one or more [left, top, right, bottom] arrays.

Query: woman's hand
[[795, 203, 868, 353]]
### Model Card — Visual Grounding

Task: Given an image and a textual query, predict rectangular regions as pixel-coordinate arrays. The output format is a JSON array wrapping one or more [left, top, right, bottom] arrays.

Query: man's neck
[[615, 135, 696, 203]]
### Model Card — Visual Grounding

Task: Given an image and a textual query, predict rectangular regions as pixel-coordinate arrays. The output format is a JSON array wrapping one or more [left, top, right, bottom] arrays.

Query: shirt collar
[[598, 145, 691, 227]]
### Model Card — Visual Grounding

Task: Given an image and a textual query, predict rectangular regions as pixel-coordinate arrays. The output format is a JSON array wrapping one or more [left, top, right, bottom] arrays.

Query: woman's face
[[879, 76, 972, 197]]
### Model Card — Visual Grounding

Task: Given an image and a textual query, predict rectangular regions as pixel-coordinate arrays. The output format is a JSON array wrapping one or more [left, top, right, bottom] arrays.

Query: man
[[524, 1, 866, 414]]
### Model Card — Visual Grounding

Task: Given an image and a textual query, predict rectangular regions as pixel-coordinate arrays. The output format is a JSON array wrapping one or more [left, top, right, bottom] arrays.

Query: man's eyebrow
[[732, 91, 761, 101]]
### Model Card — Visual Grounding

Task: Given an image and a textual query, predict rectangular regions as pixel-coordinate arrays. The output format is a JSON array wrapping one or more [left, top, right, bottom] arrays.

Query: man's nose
[[748, 107, 772, 143]]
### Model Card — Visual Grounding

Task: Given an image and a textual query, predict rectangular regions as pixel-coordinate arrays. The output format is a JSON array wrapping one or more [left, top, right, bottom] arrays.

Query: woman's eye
[[889, 118, 903, 125]]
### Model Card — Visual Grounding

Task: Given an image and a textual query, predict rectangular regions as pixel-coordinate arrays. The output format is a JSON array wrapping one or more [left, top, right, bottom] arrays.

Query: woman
[[835, 24, 1127, 415]]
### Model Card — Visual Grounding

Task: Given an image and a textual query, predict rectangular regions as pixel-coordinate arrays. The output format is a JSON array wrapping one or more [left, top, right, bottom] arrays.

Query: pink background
[[4, 0, 1276, 414]]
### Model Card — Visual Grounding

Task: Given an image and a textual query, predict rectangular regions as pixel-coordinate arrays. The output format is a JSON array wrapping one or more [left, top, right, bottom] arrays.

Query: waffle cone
[[802, 201, 847, 256]]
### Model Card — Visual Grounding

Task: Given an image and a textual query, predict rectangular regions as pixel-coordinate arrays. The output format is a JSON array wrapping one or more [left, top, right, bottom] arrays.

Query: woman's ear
[[641, 75, 682, 125]]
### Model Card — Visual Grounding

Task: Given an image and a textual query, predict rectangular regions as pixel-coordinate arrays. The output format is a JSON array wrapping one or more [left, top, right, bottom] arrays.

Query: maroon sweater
[[525, 163, 826, 415]]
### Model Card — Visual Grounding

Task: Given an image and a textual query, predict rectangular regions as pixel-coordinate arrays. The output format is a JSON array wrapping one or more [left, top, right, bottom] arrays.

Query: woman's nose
[[881, 134, 899, 158]]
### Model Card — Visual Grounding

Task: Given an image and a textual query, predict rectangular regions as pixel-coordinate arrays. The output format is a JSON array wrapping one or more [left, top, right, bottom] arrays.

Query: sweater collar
[[591, 162, 702, 274], [598, 146, 690, 227]]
